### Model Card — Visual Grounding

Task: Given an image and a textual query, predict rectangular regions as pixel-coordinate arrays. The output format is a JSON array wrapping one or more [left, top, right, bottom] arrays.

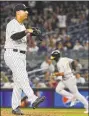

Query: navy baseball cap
[[14, 4, 28, 12], [14, 4, 33, 14]]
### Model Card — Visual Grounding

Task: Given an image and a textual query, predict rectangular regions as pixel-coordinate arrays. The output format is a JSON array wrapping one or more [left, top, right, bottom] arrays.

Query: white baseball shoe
[[70, 100, 76, 107], [84, 109, 89, 114], [69, 98, 78, 107]]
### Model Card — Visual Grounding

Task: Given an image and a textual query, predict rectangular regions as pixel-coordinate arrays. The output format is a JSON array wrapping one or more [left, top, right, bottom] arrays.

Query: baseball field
[[1, 108, 88, 116]]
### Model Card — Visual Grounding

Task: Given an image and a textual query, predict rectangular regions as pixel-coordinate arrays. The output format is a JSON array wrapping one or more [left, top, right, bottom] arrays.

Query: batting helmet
[[50, 50, 61, 62]]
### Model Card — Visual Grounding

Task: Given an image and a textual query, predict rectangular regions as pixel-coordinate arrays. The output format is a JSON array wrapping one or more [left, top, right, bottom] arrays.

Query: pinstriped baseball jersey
[[5, 18, 27, 51]]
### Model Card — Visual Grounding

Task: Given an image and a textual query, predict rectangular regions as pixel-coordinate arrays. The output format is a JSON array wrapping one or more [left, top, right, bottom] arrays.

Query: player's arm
[[52, 72, 64, 77], [71, 61, 76, 70], [6, 23, 27, 40], [27, 27, 42, 41], [11, 30, 26, 40], [53, 63, 64, 77], [67, 58, 76, 71], [11, 28, 42, 40]]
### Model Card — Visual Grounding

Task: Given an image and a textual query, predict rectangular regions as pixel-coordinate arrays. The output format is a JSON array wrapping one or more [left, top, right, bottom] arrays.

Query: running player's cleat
[[84, 109, 89, 114], [69, 99, 77, 107]]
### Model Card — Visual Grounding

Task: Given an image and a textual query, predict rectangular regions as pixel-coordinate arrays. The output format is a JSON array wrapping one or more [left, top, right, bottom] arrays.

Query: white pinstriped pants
[[4, 49, 38, 110]]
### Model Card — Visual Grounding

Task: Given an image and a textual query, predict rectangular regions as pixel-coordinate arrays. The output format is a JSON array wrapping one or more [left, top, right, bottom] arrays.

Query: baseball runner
[[4, 4, 45, 115], [50, 50, 88, 114]]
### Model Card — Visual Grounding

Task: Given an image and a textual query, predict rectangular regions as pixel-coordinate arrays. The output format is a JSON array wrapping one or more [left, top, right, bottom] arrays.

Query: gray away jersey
[[57, 57, 74, 78]]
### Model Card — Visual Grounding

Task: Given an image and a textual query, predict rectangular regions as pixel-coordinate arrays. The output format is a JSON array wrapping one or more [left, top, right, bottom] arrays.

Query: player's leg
[[4, 51, 45, 109], [4, 51, 22, 109], [70, 85, 88, 113], [4, 51, 38, 103], [13, 58, 38, 104], [12, 81, 22, 110], [4, 51, 24, 114], [4, 51, 37, 105], [19, 67, 45, 108], [65, 76, 88, 113], [17, 55, 38, 104], [13, 54, 45, 107], [20, 74, 38, 104], [56, 81, 74, 101]]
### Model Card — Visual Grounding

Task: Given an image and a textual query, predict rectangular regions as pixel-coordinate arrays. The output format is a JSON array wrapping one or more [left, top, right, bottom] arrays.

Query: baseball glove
[[32, 27, 41, 35], [32, 27, 43, 41], [27, 27, 43, 41]]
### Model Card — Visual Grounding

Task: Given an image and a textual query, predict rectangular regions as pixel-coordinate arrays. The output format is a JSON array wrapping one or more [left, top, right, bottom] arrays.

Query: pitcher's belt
[[5, 48, 26, 54]]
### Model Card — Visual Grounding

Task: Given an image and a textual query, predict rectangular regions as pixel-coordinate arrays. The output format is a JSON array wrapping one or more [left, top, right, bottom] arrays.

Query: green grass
[[1, 108, 88, 116]]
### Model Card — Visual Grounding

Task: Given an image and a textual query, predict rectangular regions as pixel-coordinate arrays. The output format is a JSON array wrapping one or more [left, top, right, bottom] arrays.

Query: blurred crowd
[[0, 1, 89, 88]]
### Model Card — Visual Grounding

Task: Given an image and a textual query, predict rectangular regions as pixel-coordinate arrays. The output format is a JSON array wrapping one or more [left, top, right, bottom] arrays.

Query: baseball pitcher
[[4, 4, 45, 115]]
